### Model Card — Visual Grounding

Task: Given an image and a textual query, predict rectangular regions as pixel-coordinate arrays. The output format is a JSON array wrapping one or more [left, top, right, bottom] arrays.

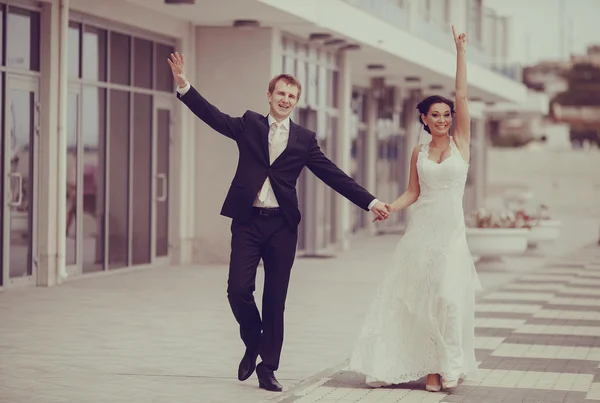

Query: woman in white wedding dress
[[350, 26, 481, 392]]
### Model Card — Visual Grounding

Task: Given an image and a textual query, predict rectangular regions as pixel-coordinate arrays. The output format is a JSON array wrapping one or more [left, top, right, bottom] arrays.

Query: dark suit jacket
[[177, 85, 376, 228]]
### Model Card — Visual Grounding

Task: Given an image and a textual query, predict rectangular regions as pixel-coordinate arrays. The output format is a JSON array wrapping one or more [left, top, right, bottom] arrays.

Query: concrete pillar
[[192, 26, 279, 264], [37, 0, 64, 286], [473, 117, 486, 209], [364, 79, 379, 234], [334, 50, 352, 250], [401, 89, 423, 223], [171, 22, 196, 265]]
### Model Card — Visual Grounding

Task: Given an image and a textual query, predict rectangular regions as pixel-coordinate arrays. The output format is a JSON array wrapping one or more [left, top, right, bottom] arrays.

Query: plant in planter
[[466, 208, 530, 261], [519, 203, 561, 247], [470, 208, 532, 229], [513, 208, 539, 229]]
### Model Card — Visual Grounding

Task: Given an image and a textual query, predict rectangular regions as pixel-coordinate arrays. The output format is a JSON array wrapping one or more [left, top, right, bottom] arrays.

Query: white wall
[[257, 0, 527, 104], [70, 0, 188, 39], [192, 26, 280, 263], [486, 149, 600, 215]]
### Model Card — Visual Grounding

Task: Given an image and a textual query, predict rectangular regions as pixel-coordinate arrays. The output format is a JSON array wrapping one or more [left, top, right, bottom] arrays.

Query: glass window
[[334, 53, 341, 69], [318, 65, 328, 109], [110, 32, 131, 85], [7, 7, 40, 71], [134, 38, 153, 89], [81, 87, 107, 273], [156, 108, 170, 257], [131, 93, 152, 265], [296, 61, 307, 107], [68, 22, 81, 79], [107, 89, 130, 268], [0, 5, 4, 66], [283, 55, 295, 75], [329, 70, 339, 108], [307, 63, 318, 107], [468, 0, 483, 43], [7, 88, 35, 278], [0, 72, 3, 284], [66, 91, 79, 265], [155, 43, 175, 92], [82, 26, 107, 81], [282, 36, 288, 52], [297, 44, 307, 60]]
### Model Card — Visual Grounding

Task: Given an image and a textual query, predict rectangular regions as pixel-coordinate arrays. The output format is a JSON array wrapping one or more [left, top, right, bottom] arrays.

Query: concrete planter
[[527, 219, 561, 247], [466, 227, 529, 261]]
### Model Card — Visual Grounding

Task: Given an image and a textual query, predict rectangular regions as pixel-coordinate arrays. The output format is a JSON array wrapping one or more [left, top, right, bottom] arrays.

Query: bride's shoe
[[442, 378, 458, 390], [425, 374, 441, 392]]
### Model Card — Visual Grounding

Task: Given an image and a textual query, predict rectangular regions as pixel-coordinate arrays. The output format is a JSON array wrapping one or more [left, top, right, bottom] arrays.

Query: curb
[[264, 360, 350, 403]]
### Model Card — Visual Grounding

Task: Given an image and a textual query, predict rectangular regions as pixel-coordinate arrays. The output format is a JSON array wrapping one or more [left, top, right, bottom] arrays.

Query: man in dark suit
[[168, 52, 389, 392]]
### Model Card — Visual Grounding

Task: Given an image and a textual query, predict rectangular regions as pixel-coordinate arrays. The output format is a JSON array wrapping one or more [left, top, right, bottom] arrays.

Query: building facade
[[1, 0, 528, 290]]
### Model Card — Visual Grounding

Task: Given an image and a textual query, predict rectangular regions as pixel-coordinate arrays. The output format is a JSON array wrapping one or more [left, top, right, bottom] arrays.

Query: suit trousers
[[227, 208, 298, 372]]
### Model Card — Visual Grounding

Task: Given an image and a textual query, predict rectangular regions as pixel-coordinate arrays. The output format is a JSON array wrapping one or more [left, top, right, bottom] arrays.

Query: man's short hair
[[268, 74, 302, 99]]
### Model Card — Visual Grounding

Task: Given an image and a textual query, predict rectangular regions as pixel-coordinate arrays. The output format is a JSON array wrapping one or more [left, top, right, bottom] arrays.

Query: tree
[[552, 62, 600, 106]]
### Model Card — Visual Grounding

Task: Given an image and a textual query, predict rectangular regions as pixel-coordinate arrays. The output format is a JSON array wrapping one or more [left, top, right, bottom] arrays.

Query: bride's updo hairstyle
[[416, 95, 456, 134]]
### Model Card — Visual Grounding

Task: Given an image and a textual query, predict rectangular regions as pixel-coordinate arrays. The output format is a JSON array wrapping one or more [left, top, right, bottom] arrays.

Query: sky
[[483, 0, 600, 65]]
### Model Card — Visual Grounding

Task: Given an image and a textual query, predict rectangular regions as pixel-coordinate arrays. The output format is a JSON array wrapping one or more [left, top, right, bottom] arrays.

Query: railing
[[490, 63, 523, 82], [340, 0, 521, 82], [342, 0, 409, 30]]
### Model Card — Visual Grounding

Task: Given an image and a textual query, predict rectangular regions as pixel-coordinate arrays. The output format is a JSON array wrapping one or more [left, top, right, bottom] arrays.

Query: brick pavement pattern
[[272, 245, 600, 403], [0, 214, 598, 403]]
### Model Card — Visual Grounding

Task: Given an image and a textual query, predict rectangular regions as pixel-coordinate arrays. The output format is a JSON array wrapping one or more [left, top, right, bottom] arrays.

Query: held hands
[[167, 52, 188, 89], [371, 201, 392, 223], [452, 25, 467, 53]]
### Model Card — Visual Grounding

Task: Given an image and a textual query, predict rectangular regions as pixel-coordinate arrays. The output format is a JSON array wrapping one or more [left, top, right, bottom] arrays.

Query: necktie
[[258, 122, 280, 202]]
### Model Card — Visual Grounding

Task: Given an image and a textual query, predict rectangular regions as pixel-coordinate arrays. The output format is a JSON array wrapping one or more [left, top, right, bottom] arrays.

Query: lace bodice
[[417, 139, 468, 195]]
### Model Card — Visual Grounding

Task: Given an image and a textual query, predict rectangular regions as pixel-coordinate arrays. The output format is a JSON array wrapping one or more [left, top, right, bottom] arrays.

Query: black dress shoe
[[238, 349, 259, 381], [256, 365, 283, 392]]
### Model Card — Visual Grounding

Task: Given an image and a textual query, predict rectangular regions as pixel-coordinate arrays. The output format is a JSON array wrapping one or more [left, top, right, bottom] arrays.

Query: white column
[[55, 0, 69, 283], [473, 117, 486, 209], [334, 51, 352, 250], [402, 89, 422, 223], [171, 21, 196, 265], [37, 0, 65, 286], [364, 79, 379, 234], [192, 27, 278, 264]]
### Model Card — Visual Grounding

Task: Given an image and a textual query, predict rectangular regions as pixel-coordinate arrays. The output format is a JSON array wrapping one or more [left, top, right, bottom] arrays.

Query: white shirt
[[252, 115, 290, 208], [176, 82, 379, 211]]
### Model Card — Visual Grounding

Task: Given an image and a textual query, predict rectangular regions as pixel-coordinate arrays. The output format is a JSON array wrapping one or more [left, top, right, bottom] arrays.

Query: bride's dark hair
[[416, 95, 456, 134]]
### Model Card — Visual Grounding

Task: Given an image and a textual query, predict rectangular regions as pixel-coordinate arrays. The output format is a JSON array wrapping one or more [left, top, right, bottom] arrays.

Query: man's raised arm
[[168, 52, 244, 140]]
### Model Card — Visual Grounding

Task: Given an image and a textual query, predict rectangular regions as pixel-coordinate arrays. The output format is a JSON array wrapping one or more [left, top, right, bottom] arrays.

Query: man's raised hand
[[167, 52, 188, 89]]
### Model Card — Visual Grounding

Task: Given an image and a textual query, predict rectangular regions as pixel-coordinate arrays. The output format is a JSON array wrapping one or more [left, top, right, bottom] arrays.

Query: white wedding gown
[[350, 138, 482, 387]]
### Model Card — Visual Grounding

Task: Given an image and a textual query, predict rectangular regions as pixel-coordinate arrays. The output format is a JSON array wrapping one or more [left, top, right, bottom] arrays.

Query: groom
[[168, 52, 389, 392]]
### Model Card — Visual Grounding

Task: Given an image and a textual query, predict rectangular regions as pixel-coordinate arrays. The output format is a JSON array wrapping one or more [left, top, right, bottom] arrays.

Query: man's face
[[267, 79, 299, 121]]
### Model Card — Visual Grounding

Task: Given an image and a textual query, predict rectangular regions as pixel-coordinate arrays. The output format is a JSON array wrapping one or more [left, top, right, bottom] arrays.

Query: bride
[[350, 25, 481, 392]]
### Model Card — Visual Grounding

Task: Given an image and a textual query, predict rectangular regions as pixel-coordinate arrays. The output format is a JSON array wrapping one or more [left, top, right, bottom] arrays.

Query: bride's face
[[422, 103, 452, 137]]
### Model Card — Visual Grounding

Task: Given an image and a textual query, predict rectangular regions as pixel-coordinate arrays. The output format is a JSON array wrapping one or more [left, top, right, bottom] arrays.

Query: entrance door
[[2, 77, 39, 288], [65, 91, 172, 276], [152, 96, 172, 264]]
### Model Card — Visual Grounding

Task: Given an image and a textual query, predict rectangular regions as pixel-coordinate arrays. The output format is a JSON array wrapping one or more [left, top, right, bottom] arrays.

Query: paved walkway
[[0, 212, 598, 403], [272, 245, 600, 403]]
